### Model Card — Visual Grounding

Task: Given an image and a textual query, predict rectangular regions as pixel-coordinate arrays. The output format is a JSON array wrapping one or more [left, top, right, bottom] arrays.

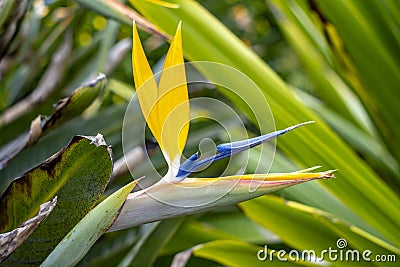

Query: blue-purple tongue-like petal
[[176, 122, 313, 180], [217, 121, 313, 152], [176, 153, 198, 178]]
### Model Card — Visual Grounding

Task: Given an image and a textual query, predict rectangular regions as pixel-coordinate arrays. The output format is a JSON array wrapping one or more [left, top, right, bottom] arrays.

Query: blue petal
[[176, 153, 198, 179], [176, 151, 230, 180], [176, 122, 313, 180], [217, 121, 313, 153]]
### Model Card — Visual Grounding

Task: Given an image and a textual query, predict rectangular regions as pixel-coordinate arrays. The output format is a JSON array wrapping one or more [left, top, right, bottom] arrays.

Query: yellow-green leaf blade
[[240, 195, 399, 265], [192, 240, 316, 267], [41, 181, 137, 267]]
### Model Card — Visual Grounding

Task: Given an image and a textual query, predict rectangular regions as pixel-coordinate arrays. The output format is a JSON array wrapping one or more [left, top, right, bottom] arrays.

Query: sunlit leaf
[[240, 195, 399, 265], [41, 181, 137, 267]]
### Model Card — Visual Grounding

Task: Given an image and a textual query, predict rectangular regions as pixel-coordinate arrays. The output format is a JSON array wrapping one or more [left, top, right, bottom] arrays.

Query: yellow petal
[[176, 169, 335, 185], [157, 21, 189, 165], [132, 22, 161, 146], [132, 22, 189, 174], [145, 0, 179, 9]]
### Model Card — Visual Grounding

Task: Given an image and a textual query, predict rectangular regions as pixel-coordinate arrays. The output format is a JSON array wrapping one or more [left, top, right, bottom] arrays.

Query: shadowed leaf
[[0, 134, 113, 265], [117, 218, 183, 267], [0, 197, 57, 263], [0, 74, 107, 171]]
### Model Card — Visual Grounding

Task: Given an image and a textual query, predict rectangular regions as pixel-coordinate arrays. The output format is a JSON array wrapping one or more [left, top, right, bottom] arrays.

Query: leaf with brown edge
[[0, 197, 57, 263], [0, 73, 107, 171], [0, 134, 112, 265]]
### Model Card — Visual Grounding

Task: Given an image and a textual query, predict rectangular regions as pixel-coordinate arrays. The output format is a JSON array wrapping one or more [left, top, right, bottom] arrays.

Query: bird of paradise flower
[[109, 22, 334, 232]]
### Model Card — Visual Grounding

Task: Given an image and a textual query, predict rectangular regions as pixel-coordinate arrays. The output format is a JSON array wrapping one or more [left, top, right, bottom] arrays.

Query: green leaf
[[248, 146, 383, 238], [200, 211, 274, 244], [240, 196, 338, 261], [41, 181, 137, 267], [0, 197, 57, 263], [0, 104, 127, 199], [292, 88, 399, 182], [0, 0, 28, 58], [314, 0, 400, 160], [239, 195, 399, 265], [117, 218, 183, 267], [267, 0, 373, 134], [191, 240, 316, 267], [266, 0, 400, 186], [41, 74, 107, 134], [0, 73, 107, 172], [108, 79, 135, 102], [162, 219, 239, 256], [0, 134, 113, 265], [75, 228, 138, 267], [74, 0, 132, 25], [0, 10, 73, 119], [74, 0, 168, 38], [0, 0, 16, 31]]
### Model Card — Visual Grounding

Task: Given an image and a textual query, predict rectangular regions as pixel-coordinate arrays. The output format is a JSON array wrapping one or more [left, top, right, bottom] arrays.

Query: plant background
[[0, 0, 399, 266]]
